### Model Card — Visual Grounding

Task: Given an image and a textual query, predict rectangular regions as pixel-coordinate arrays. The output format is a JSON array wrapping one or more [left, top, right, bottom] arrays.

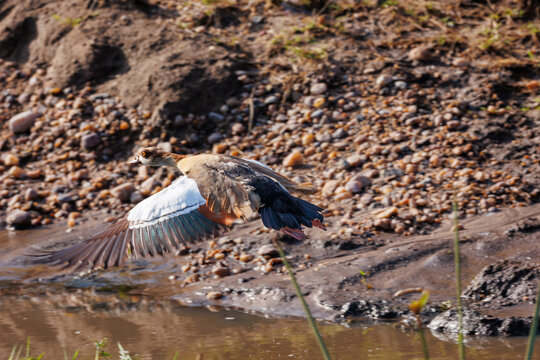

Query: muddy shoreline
[[2, 203, 539, 337], [1, 0, 539, 340]]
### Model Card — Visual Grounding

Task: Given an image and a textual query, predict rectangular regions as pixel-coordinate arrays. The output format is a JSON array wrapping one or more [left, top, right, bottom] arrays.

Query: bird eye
[[141, 150, 148, 158]]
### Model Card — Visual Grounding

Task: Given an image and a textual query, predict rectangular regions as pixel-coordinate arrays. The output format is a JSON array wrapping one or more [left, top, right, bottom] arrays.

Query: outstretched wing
[[33, 176, 224, 271]]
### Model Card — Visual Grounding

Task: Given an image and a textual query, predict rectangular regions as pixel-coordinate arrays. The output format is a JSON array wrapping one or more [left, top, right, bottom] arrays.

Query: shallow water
[[0, 227, 539, 359]]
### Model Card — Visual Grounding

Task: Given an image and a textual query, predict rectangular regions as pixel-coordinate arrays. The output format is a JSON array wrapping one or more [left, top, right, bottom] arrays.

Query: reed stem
[[273, 239, 332, 360], [524, 282, 540, 360], [452, 200, 465, 360]]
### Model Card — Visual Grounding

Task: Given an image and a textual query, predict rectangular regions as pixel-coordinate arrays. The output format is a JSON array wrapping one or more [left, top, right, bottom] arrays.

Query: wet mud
[[2, 203, 540, 338]]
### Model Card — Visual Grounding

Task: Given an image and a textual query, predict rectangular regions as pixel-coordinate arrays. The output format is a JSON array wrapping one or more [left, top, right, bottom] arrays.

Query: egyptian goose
[[35, 148, 326, 270]]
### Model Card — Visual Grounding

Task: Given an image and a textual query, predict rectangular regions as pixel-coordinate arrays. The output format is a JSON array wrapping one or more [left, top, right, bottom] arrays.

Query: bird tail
[[259, 196, 325, 240]]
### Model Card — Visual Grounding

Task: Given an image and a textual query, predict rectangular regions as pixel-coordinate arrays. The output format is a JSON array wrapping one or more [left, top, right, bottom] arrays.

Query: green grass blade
[[453, 200, 465, 360], [524, 282, 540, 360], [8, 345, 17, 360], [72, 349, 80, 360], [273, 239, 332, 360]]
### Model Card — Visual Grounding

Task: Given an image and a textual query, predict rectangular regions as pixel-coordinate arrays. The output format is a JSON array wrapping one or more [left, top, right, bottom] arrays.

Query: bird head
[[129, 147, 176, 167]]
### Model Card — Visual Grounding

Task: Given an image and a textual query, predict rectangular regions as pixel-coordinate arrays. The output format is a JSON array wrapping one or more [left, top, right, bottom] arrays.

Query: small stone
[[140, 177, 160, 195], [264, 95, 279, 105], [447, 120, 460, 130], [376, 206, 398, 219], [130, 191, 143, 203], [345, 154, 365, 167], [282, 151, 303, 167], [26, 169, 42, 179], [332, 128, 348, 139], [111, 183, 135, 202], [251, 15, 264, 24], [239, 253, 254, 262], [9, 111, 38, 133], [3, 154, 19, 166], [25, 188, 38, 201], [376, 75, 393, 87], [258, 244, 279, 258], [207, 132, 223, 144], [394, 81, 407, 89], [231, 123, 246, 134], [345, 175, 371, 194], [208, 112, 225, 122], [310, 83, 327, 95], [213, 265, 231, 278], [206, 291, 223, 300], [409, 46, 432, 62], [81, 133, 100, 149], [9, 166, 25, 179], [311, 109, 324, 118], [313, 97, 325, 108], [275, 114, 288, 122], [6, 210, 31, 226], [452, 57, 470, 67], [302, 133, 315, 146], [157, 142, 172, 153]]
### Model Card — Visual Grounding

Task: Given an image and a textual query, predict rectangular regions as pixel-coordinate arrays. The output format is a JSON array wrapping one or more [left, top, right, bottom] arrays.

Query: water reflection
[[0, 292, 537, 360]]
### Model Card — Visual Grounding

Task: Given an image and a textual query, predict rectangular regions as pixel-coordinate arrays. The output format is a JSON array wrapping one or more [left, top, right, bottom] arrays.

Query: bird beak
[[128, 156, 141, 165]]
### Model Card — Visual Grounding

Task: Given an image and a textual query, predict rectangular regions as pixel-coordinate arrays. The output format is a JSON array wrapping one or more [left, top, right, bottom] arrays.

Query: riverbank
[[1, 0, 539, 338]]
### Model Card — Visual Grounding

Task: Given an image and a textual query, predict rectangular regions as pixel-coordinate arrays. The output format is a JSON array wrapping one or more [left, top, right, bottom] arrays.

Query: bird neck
[[161, 153, 187, 168]]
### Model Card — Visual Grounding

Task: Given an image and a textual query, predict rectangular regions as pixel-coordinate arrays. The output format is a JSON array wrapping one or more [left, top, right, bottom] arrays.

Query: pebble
[[282, 151, 303, 167], [332, 128, 348, 139], [264, 95, 278, 105], [9, 166, 25, 179], [6, 210, 31, 226], [208, 112, 224, 122], [313, 97, 325, 108], [408, 46, 432, 62], [3, 154, 19, 166], [302, 133, 315, 146], [311, 109, 324, 118], [258, 244, 278, 258], [206, 291, 223, 300], [81, 133, 100, 149], [140, 177, 160, 194], [212, 265, 231, 277], [239, 253, 254, 262], [25, 188, 38, 201], [453, 57, 470, 67], [8, 111, 38, 133], [345, 154, 365, 167], [394, 81, 407, 89], [376, 75, 393, 87], [376, 206, 398, 219], [345, 175, 371, 194], [207, 132, 223, 144], [111, 183, 135, 202], [231, 122, 246, 134], [310, 83, 327, 95]]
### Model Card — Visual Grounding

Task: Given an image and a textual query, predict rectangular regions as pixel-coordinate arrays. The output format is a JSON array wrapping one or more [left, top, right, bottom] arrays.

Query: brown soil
[[1, 0, 540, 336]]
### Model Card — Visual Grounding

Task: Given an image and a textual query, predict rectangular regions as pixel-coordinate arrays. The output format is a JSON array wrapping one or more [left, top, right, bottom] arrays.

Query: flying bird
[[35, 148, 326, 270]]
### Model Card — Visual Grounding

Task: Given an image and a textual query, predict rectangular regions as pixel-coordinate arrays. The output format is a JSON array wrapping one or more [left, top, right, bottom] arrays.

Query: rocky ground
[[1, 0, 540, 336]]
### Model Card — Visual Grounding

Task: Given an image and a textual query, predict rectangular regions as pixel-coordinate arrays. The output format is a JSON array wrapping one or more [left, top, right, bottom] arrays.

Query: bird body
[[35, 148, 326, 270]]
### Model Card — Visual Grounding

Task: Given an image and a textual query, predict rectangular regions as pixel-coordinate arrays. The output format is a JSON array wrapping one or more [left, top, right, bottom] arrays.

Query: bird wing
[[33, 176, 224, 271], [233, 157, 316, 194], [181, 157, 262, 219]]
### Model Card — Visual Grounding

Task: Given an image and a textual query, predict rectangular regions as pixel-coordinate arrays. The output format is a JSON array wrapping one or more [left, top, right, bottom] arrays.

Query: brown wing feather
[[184, 160, 260, 219], [227, 156, 317, 194], [32, 215, 130, 270]]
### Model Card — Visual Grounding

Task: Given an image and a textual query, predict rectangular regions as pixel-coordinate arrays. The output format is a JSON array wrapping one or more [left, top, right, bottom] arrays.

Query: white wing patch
[[127, 176, 205, 227]]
